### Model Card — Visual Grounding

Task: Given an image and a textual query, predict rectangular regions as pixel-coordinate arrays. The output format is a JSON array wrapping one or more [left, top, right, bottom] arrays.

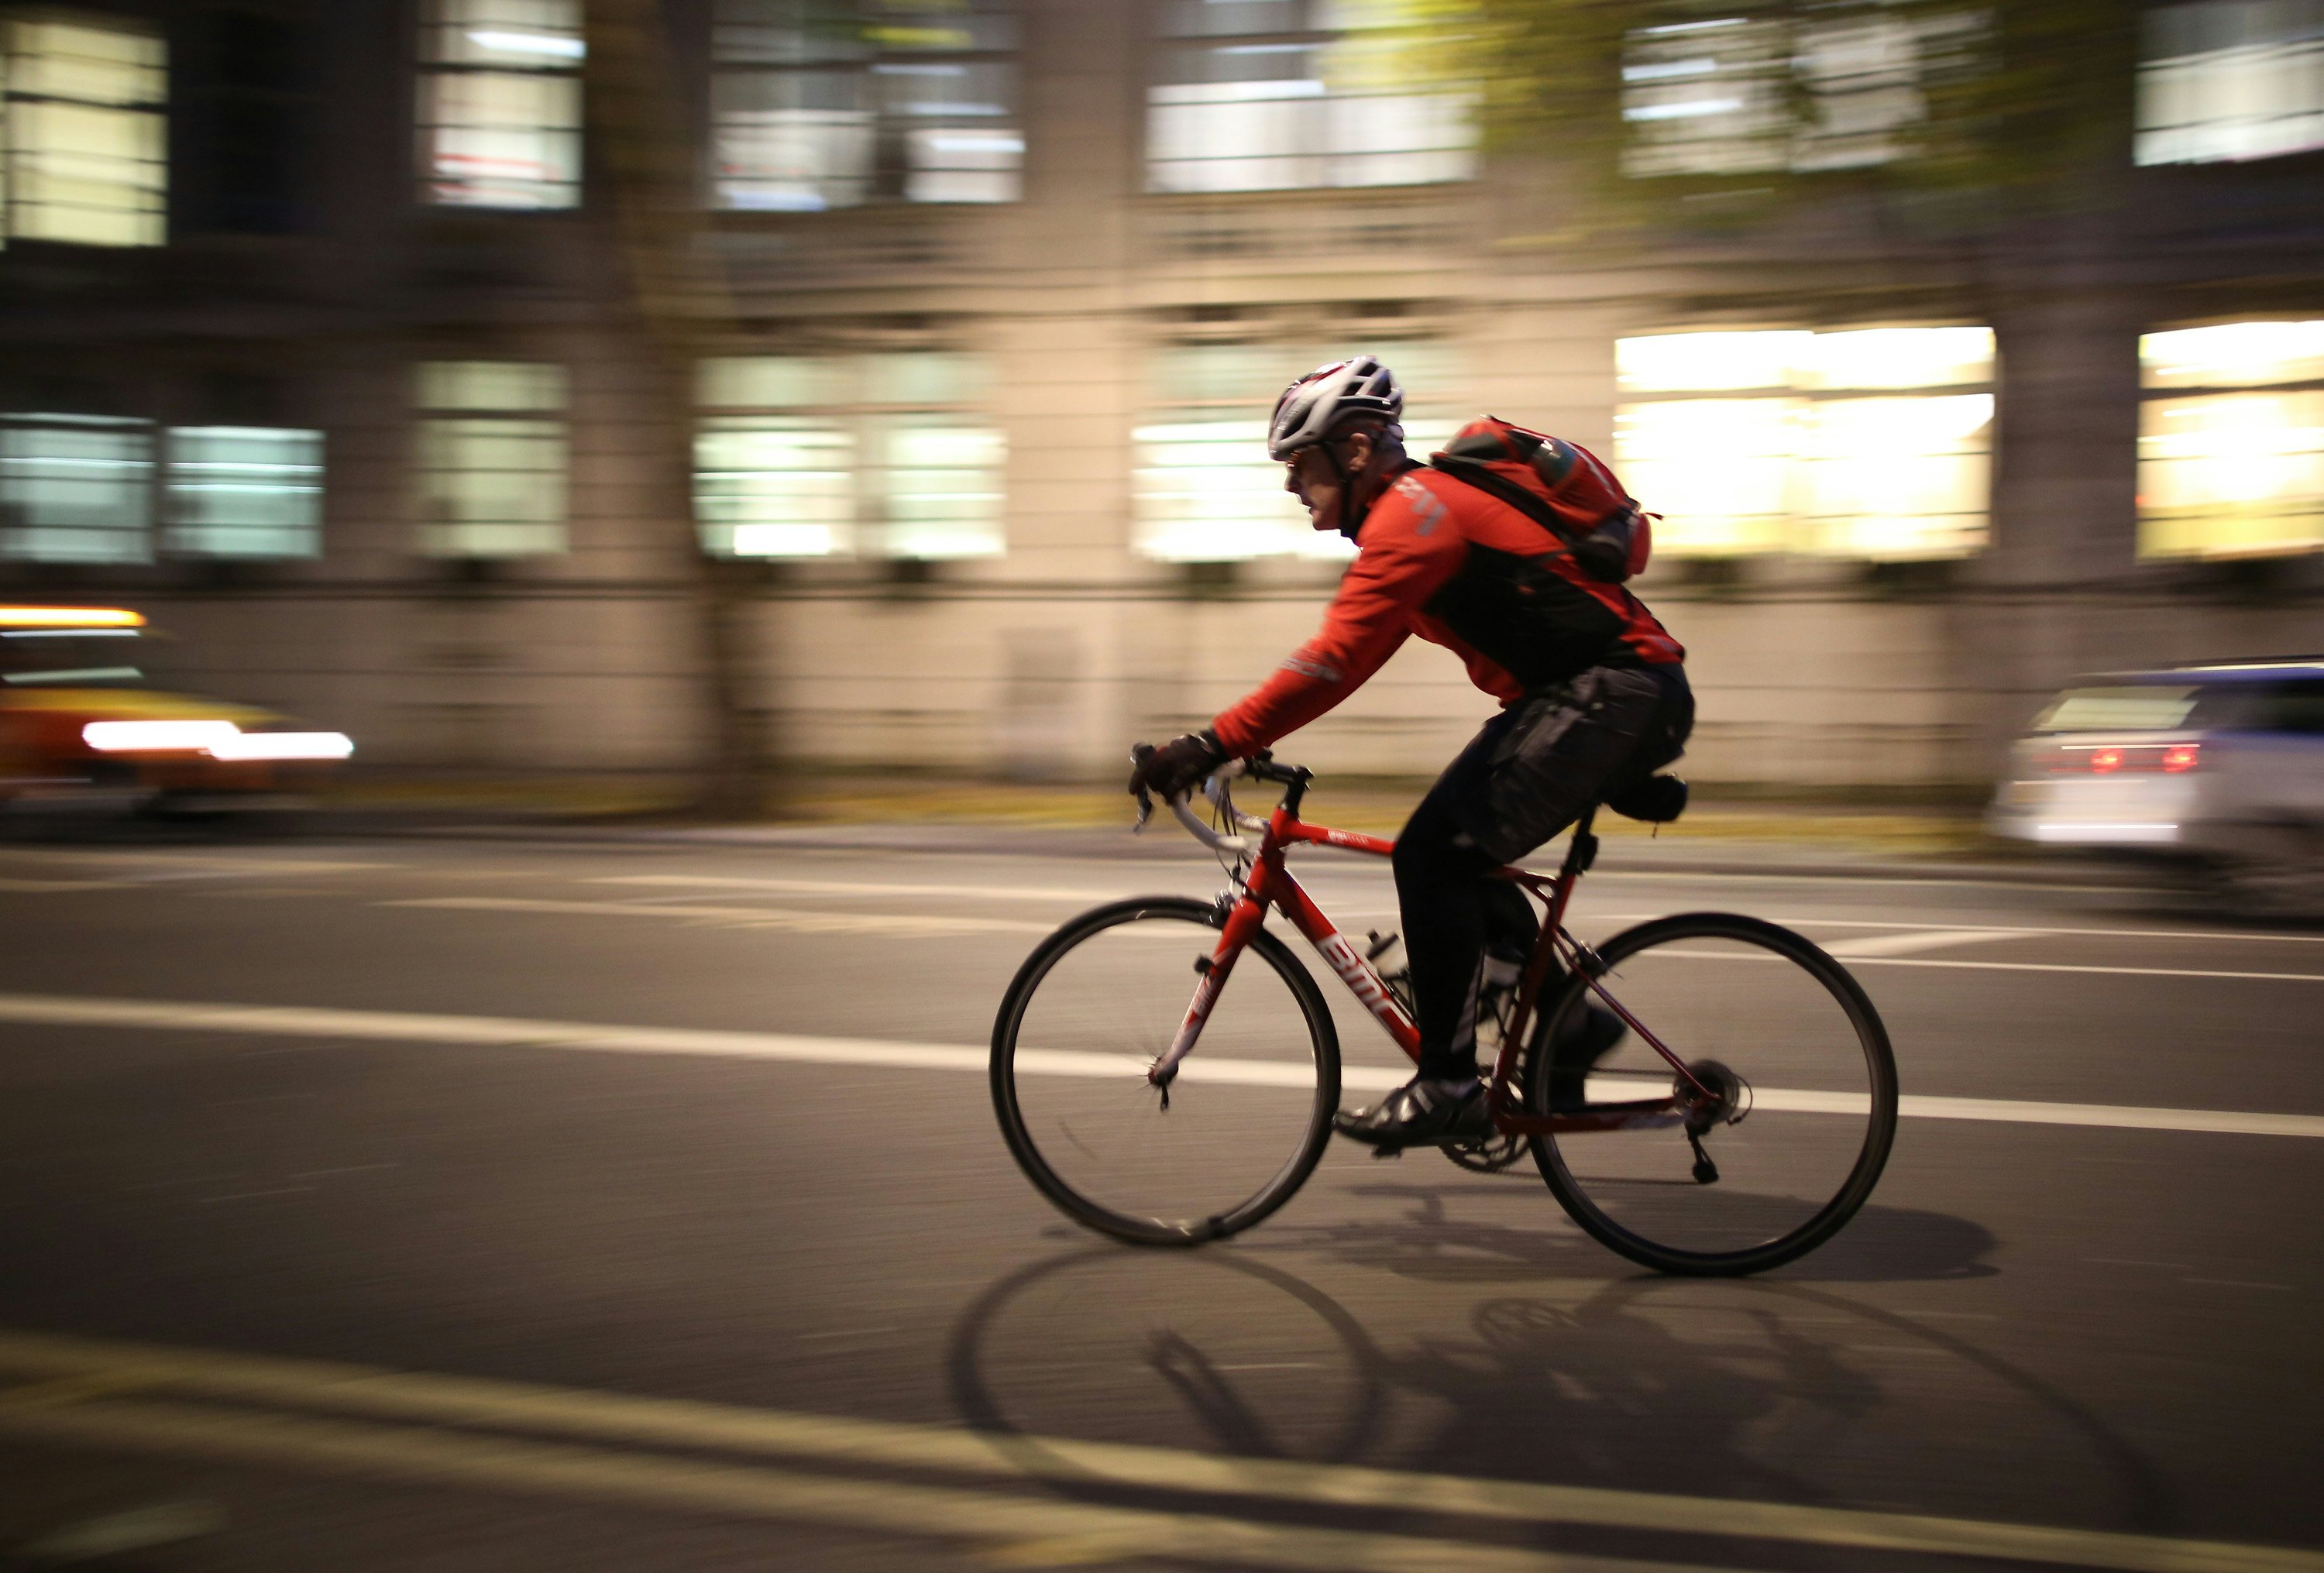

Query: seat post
[[1561, 805, 1600, 878]]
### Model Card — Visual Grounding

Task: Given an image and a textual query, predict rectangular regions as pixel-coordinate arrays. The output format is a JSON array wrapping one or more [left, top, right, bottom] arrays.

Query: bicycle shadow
[[943, 1242, 2167, 1539], [1384, 1276, 2173, 1533], [1260, 1180, 1999, 1283], [947, 1246, 1391, 1468]]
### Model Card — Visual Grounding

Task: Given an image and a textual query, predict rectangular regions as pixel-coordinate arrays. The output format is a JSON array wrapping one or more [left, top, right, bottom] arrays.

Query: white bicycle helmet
[[1267, 355, 1404, 461]]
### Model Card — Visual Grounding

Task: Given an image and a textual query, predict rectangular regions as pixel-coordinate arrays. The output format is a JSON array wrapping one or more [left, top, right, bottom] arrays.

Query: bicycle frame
[[1147, 778, 1710, 1138]]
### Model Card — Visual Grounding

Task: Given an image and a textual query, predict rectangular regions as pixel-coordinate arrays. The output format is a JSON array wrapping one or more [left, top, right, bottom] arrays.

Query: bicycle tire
[[1526, 912, 1898, 1277], [992, 896, 1342, 1247]]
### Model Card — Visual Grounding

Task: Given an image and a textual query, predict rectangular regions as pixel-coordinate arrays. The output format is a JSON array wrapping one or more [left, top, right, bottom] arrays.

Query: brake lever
[[1129, 743, 1155, 833]]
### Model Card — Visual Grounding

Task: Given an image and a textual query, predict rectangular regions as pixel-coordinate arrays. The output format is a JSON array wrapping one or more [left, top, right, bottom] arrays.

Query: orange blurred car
[[0, 606, 351, 814]]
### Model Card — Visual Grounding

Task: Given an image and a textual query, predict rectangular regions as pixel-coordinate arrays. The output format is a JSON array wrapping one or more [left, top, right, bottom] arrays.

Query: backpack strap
[[1427, 455, 1587, 555]]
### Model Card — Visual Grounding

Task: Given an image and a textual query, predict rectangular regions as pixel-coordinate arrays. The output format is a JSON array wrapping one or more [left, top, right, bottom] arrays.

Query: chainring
[[1440, 1130, 1529, 1173]]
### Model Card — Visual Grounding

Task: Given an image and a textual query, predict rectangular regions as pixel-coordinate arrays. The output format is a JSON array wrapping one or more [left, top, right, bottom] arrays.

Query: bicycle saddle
[[1606, 774, 1688, 823]]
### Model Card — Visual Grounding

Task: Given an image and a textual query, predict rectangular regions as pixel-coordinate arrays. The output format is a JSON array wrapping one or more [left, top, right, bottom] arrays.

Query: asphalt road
[[0, 821, 2319, 1572]]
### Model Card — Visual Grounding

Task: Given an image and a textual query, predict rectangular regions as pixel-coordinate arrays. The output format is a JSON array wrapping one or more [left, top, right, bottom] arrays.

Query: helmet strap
[[1322, 437, 1361, 539]]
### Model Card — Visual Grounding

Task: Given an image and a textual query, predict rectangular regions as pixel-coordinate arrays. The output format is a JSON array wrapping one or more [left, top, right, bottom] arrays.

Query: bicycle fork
[[1147, 894, 1269, 1100]]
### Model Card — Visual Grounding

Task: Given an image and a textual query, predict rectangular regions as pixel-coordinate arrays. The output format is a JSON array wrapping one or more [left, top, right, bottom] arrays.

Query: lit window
[[2137, 1, 2324, 165], [1147, 0, 1473, 194], [711, 1, 1021, 211], [0, 414, 153, 563], [1133, 342, 1458, 561], [695, 351, 1003, 558], [1, 17, 167, 246], [1621, 9, 1980, 177], [2138, 321, 2324, 558], [418, 0, 583, 210], [414, 361, 569, 558], [165, 427, 324, 558], [1614, 327, 1993, 558]]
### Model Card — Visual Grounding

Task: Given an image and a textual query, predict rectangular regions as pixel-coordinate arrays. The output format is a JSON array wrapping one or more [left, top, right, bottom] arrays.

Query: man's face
[[1283, 430, 1373, 531]]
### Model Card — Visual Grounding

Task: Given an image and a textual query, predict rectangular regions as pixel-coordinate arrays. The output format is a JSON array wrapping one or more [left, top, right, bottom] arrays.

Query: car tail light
[[2038, 739, 2202, 774]]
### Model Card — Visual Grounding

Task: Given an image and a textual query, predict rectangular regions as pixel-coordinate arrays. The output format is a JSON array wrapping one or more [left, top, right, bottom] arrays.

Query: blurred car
[[0, 606, 352, 816], [1989, 659, 2324, 907]]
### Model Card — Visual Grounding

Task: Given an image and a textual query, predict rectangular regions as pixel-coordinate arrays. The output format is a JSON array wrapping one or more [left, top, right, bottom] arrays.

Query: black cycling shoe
[[1332, 1075, 1492, 1151], [1544, 1002, 1628, 1111]]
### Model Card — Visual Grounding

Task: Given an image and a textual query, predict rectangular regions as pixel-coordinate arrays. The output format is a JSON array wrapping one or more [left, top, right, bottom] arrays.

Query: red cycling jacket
[[1211, 464, 1684, 757]]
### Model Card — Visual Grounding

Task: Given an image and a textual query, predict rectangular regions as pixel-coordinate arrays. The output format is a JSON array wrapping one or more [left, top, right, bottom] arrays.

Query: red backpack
[[1428, 417, 1652, 583]]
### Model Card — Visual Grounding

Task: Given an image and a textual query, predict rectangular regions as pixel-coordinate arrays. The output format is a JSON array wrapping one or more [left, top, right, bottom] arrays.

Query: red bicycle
[[990, 755, 1897, 1276]]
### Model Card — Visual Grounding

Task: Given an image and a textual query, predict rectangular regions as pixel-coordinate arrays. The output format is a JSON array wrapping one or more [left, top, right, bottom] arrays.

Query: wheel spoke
[[993, 900, 1339, 1246], [1530, 915, 1897, 1276]]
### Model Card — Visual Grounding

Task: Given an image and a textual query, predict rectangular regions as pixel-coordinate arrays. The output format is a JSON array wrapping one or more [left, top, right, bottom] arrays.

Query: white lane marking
[[1770, 915, 2324, 948], [1584, 868, 2169, 894], [1704, 950, 2324, 985], [610, 883, 2324, 954], [381, 896, 1054, 937], [592, 874, 1152, 904], [0, 991, 2319, 1141], [1820, 929, 2020, 960], [2, 1326, 2317, 1573]]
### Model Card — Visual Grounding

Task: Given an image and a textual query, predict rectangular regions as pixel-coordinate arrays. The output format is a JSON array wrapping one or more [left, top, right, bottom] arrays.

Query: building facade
[[3, 0, 2322, 792]]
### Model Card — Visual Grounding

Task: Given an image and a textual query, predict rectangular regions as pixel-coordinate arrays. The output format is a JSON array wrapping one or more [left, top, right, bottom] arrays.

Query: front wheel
[[1528, 913, 1898, 1276], [992, 898, 1340, 1246]]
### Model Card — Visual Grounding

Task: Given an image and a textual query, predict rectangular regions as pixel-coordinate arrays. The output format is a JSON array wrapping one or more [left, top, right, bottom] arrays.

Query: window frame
[[2136, 320, 2324, 561], [414, 0, 586, 212], [706, 0, 1024, 213], [0, 12, 169, 248], [1612, 325, 1997, 562], [412, 359, 572, 560], [1143, 0, 1477, 196], [0, 410, 156, 564], [693, 349, 1006, 562], [163, 424, 326, 560], [2135, 0, 2324, 167]]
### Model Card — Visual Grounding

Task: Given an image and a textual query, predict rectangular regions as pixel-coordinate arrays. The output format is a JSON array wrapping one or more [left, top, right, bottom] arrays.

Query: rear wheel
[[1527, 913, 1897, 1276], [992, 898, 1339, 1246]]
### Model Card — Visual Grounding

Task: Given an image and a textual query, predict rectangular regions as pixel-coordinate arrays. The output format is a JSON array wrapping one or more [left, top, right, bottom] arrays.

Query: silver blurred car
[[1989, 660, 2324, 908]]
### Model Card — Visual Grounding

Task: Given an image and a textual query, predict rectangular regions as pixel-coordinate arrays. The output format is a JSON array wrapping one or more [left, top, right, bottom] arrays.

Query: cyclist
[[1128, 355, 1693, 1150]]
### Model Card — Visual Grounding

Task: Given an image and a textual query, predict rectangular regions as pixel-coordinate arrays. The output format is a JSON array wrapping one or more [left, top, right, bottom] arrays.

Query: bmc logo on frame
[[1316, 932, 1402, 1023]]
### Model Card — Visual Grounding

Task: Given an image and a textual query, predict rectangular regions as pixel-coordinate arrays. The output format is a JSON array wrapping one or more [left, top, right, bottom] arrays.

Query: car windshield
[[2032, 683, 2247, 732], [0, 629, 150, 688]]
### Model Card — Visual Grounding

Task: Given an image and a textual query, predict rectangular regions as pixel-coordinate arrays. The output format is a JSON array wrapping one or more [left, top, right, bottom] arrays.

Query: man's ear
[[1344, 428, 1376, 469]]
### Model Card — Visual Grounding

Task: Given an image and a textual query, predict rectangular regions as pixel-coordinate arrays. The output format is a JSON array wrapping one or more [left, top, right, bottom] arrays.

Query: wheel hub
[[1675, 1058, 1748, 1132]]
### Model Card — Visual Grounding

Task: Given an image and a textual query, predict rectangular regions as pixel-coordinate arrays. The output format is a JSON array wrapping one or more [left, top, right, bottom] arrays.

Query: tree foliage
[[1439, 0, 2141, 232]]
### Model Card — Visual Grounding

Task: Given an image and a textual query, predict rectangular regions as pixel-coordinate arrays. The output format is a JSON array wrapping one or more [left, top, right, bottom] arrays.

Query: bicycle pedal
[[1370, 1145, 1404, 1160]]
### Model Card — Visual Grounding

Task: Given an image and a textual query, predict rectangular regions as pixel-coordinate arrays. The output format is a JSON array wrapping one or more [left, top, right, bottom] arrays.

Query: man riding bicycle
[[1128, 356, 1694, 1151]]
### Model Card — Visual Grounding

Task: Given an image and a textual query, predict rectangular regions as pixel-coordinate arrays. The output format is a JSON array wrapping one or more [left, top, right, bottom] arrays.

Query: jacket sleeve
[[1210, 474, 1468, 755]]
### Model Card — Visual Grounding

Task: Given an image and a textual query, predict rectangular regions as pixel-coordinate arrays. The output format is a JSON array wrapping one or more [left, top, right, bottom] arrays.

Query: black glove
[[1127, 730, 1228, 804]]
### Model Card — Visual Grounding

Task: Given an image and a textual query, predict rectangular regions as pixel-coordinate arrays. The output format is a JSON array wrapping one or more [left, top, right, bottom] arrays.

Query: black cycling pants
[[1391, 664, 1693, 1080]]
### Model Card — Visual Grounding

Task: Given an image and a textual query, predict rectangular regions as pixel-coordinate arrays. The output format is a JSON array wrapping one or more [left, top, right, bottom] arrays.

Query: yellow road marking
[[0, 1327, 2315, 1573], [0, 1394, 1717, 1573]]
